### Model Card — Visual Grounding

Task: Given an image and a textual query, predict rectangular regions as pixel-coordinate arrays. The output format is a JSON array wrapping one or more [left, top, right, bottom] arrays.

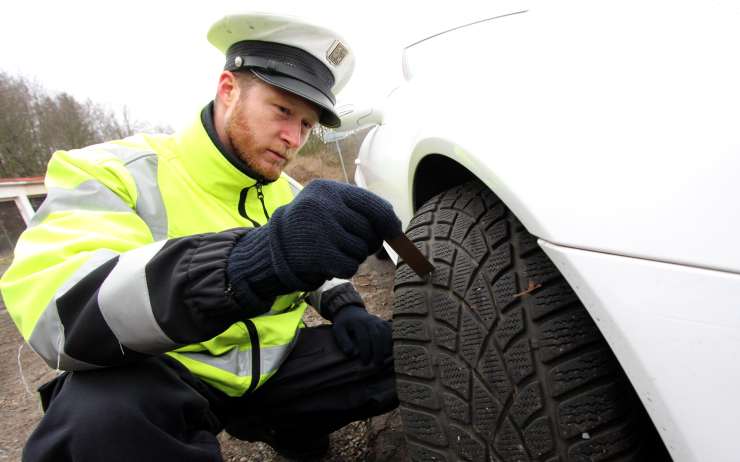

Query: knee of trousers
[[48, 388, 153, 440], [31, 358, 220, 450], [346, 354, 399, 417], [24, 381, 166, 460], [364, 369, 399, 413]]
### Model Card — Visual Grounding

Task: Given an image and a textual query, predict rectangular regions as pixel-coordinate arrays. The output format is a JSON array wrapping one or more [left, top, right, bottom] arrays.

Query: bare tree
[[0, 71, 173, 178], [0, 72, 40, 177]]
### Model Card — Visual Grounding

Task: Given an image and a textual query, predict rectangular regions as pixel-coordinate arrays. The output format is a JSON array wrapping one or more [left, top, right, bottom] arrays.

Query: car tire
[[392, 180, 670, 461]]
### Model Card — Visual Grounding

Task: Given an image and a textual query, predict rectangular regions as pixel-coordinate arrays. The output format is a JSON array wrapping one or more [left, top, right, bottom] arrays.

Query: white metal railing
[[0, 178, 46, 225]]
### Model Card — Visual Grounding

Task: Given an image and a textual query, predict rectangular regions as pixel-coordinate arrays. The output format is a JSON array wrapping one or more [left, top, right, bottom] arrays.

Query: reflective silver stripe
[[181, 349, 251, 376], [178, 341, 295, 377], [29, 249, 119, 370], [29, 181, 133, 227], [125, 155, 168, 241], [307, 278, 352, 310], [97, 240, 175, 354], [33, 142, 168, 240], [95, 139, 151, 162], [93, 142, 168, 241], [261, 338, 296, 373]]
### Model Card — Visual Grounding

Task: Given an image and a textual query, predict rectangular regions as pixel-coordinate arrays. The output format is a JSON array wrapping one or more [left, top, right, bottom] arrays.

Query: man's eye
[[277, 105, 290, 115], [302, 121, 313, 130]]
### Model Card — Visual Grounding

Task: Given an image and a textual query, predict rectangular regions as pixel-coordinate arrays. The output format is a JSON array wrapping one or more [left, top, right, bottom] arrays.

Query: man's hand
[[227, 180, 402, 311], [332, 305, 392, 366], [272, 179, 402, 286]]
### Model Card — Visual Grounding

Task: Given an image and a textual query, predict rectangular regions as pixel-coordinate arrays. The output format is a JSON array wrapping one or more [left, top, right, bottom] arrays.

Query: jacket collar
[[174, 103, 267, 200], [199, 102, 274, 184]]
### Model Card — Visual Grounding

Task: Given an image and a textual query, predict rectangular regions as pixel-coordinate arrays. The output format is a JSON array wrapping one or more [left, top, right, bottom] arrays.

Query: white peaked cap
[[208, 13, 355, 127]]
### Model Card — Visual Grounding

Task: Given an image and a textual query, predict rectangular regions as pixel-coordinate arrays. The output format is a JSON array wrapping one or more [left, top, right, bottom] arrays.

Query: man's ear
[[216, 71, 240, 109], [213, 71, 241, 149]]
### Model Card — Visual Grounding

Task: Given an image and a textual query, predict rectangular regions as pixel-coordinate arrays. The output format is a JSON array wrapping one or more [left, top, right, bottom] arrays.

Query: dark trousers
[[23, 325, 398, 462]]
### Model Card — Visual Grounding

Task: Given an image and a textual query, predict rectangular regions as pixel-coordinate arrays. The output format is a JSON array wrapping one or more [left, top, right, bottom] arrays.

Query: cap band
[[225, 40, 336, 104]]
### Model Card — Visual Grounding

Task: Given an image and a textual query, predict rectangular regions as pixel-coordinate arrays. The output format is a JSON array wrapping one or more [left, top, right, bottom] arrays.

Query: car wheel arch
[[410, 154, 665, 434], [412, 153, 476, 210]]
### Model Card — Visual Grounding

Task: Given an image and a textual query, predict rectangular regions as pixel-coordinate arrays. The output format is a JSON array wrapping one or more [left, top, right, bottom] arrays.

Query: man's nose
[[280, 121, 302, 148]]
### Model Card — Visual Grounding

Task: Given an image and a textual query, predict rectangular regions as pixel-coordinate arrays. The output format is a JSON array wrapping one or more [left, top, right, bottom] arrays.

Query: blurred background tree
[[0, 71, 172, 178]]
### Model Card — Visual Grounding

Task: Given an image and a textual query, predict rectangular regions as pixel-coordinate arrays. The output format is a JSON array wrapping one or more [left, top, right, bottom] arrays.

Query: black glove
[[227, 180, 402, 312], [332, 305, 392, 366]]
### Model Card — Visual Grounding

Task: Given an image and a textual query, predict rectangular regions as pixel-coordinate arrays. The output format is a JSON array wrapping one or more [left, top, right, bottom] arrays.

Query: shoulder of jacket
[[75, 135, 160, 165], [46, 135, 162, 194]]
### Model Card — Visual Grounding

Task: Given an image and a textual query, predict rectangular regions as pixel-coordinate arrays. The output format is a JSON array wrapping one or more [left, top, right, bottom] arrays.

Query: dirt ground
[[0, 256, 407, 462]]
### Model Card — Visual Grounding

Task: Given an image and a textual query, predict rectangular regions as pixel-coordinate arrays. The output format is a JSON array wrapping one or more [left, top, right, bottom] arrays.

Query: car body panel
[[540, 240, 740, 462], [353, 1, 740, 460], [357, 0, 740, 273]]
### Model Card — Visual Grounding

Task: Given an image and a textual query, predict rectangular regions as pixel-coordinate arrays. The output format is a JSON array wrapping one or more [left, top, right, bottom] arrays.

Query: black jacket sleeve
[[51, 229, 252, 369]]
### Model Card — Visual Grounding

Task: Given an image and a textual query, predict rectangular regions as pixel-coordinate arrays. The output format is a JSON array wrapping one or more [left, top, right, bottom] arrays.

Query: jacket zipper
[[236, 181, 299, 394], [255, 183, 270, 220], [237, 182, 269, 394], [237, 182, 270, 227], [243, 319, 261, 393]]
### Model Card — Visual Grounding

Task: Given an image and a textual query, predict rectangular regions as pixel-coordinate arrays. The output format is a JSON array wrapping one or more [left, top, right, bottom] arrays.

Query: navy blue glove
[[227, 180, 402, 312], [332, 305, 392, 366]]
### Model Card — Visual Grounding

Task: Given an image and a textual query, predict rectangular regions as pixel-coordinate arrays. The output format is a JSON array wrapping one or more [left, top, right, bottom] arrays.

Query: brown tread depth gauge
[[386, 234, 435, 277]]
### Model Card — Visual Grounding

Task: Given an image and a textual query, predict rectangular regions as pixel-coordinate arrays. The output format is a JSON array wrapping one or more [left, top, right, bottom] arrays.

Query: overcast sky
[[0, 1, 496, 131], [1, 1, 519, 130]]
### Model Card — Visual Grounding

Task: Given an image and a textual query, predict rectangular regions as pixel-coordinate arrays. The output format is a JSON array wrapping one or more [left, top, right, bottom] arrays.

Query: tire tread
[[393, 180, 670, 461]]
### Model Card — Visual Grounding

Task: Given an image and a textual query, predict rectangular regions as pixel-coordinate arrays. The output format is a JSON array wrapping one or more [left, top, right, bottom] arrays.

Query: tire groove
[[427, 206, 466, 458], [530, 300, 584, 325], [539, 337, 604, 367], [563, 411, 633, 445], [506, 265, 539, 460], [545, 360, 619, 402], [515, 230, 567, 460]]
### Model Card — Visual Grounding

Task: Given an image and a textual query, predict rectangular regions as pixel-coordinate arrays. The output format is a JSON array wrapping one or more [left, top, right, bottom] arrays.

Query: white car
[[343, 1, 740, 461]]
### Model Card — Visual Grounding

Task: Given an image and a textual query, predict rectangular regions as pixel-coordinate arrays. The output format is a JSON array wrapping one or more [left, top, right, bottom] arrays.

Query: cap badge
[[326, 41, 348, 66], [234, 56, 243, 68]]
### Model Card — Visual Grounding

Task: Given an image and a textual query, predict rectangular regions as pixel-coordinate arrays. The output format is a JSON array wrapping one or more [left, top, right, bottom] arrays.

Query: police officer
[[0, 13, 401, 462]]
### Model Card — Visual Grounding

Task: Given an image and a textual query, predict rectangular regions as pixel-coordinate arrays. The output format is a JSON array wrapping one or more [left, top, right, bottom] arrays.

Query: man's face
[[225, 79, 320, 182]]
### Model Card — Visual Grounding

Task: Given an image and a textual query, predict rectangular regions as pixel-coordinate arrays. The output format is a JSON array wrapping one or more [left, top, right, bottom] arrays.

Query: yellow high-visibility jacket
[[0, 104, 361, 397]]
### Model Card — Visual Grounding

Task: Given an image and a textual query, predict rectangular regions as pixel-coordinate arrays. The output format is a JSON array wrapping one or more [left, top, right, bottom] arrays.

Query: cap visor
[[251, 70, 340, 128]]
